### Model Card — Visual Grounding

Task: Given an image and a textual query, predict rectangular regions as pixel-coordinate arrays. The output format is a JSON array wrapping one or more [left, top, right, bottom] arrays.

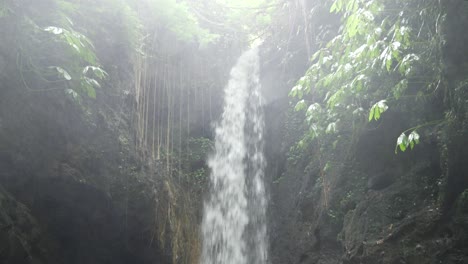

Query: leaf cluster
[[289, 0, 446, 153], [1, 0, 110, 102]]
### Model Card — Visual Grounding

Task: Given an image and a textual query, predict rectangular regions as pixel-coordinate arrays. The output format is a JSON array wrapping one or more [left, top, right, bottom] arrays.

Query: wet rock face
[[32, 179, 129, 264], [0, 175, 170, 264], [341, 179, 441, 264], [264, 97, 468, 264], [367, 172, 395, 190], [0, 72, 170, 263], [0, 186, 59, 264], [267, 130, 468, 264]]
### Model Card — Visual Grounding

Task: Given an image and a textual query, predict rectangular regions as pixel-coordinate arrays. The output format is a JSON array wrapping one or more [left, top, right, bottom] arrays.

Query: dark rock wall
[[0, 77, 169, 264], [263, 79, 468, 264], [261, 1, 468, 263]]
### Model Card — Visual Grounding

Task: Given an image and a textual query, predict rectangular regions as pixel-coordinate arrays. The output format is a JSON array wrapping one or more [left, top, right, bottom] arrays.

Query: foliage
[[3, 0, 221, 103], [368, 100, 388, 121], [188, 168, 209, 186], [143, 0, 219, 46], [290, 0, 446, 153], [184, 0, 278, 46], [188, 137, 213, 163], [1, 0, 110, 102], [396, 130, 420, 153], [217, 0, 276, 33], [43, 25, 106, 99], [58, 0, 142, 54]]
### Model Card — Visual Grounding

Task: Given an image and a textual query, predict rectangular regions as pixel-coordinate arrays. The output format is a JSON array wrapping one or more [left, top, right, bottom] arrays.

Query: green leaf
[[375, 108, 381, 120], [45, 26, 97, 64], [346, 13, 360, 37], [409, 131, 420, 144], [368, 107, 375, 121], [65, 88, 78, 99], [396, 130, 420, 153], [327, 89, 344, 109], [377, 100, 388, 111], [44, 26, 64, 35], [399, 142, 407, 152], [87, 86, 96, 99], [306, 103, 321, 117], [311, 49, 323, 62], [330, 0, 343, 13], [80, 77, 100, 99], [396, 133, 408, 153], [310, 124, 320, 139], [83, 66, 108, 79], [289, 85, 303, 99], [393, 79, 408, 99], [85, 77, 101, 88], [369, 100, 388, 121], [386, 55, 392, 71], [326, 122, 337, 134], [396, 133, 406, 145], [51, 66, 72, 80], [295, 100, 307, 111]]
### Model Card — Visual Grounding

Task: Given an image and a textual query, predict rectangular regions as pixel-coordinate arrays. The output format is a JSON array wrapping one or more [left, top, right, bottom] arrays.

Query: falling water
[[201, 48, 268, 264]]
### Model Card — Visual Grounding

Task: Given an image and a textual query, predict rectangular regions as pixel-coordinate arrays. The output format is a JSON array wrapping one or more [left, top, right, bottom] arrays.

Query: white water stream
[[201, 48, 268, 264]]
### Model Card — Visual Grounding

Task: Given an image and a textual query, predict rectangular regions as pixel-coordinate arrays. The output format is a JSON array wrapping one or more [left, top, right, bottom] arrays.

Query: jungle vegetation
[[0, 0, 467, 263]]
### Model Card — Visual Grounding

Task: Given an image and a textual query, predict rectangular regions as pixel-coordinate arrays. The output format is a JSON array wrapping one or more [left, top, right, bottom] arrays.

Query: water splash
[[201, 48, 268, 264]]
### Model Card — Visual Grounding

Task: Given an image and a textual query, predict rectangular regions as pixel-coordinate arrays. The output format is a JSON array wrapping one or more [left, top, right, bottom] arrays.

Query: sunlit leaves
[[345, 9, 375, 38], [43, 25, 104, 100], [396, 133, 409, 152], [351, 74, 366, 91], [44, 26, 96, 64], [44, 26, 64, 35], [289, 85, 304, 99], [369, 100, 388, 121], [330, 0, 353, 13], [81, 77, 99, 99], [395, 131, 420, 153], [83, 66, 108, 79], [310, 124, 320, 139], [65, 88, 78, 100], [349, 44, 368, 60], [399, 53, 419, 76], [330, 0, 341, 13], [290, 76, 311, 99], [80, 66, 107, 99], [393, 79, 408, 99], [408, 131, 420, 147], [326, 122, 337, 134], [306, 103, 322, 117], [380, 44, 399, 71], [50, 66, 72, 80], [288, 0, 444, 153], [147, 0, 219, 45], [9, 1, 119, 105], [295, 100, 307, 111], [327, 89, 345, 109], [211, 0, 274, 43]]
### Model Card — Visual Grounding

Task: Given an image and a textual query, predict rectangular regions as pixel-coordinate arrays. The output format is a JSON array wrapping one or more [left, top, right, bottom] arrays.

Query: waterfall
[[201, 48, 268, 264]]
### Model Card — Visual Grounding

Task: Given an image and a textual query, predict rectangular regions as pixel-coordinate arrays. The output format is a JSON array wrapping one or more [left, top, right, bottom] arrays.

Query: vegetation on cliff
[[1, 0, 468, 263]]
